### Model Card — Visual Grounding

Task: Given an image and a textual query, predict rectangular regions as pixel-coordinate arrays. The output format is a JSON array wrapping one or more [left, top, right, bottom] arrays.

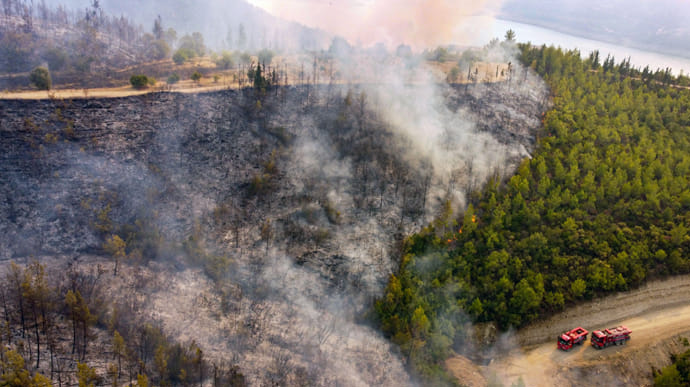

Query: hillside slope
[[58, 0, 330, 51], [0, 77, 546, 384], [375, 43, 690, 384]]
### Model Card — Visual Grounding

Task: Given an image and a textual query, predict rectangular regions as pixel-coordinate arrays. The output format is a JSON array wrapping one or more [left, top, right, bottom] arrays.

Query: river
[[471, 17, 690, 75]]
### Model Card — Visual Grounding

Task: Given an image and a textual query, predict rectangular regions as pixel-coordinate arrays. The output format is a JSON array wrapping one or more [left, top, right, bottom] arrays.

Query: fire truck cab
[[558, 327, 589, 350], [591, 326, 631, 349]]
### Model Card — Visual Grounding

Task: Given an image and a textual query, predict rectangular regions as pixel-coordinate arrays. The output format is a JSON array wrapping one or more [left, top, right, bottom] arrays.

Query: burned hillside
[[0, 77, 546, 385]]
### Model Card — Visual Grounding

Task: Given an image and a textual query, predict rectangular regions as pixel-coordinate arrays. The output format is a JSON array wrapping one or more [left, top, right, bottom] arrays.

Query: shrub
[[426, 46, 451, 62], [167, 73, 180, 84], [190, 71, 202, 82], [172, 48, 194, 65], [130, 74, 151, 89], [29, 66, 51, 90], [172, 50, 186, 65]]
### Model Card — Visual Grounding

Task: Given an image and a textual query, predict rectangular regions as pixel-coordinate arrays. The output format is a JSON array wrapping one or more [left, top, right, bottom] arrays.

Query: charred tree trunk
[[0, 288, 10, 345], [32, 308, 40, 369], [81, 319, 88, 360]]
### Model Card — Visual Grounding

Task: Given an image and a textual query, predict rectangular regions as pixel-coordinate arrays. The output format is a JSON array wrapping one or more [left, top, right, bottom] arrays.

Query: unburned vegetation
[[375, 44, 690, 383]]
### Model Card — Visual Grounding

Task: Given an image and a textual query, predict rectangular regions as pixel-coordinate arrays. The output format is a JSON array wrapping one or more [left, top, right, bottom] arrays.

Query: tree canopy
[[376, 43, 690, 382]]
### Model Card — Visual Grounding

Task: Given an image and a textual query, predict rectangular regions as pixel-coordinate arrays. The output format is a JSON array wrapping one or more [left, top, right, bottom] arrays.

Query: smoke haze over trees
[[57, 0, 330, 51], [246, 0, 505, 49], [4, 0, 689, 386], [0, 33, 547, 382], [376, 42, 690, 382], [0, 0, 168, 75]]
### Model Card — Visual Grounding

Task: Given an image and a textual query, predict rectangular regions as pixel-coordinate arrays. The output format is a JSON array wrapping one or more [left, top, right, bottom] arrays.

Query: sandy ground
[[489, 304, 690, 385], [446, 355, 488, 387], [0, 82, 235, 100], [517, 274, 690, 348], [447, 274, 690, 386]]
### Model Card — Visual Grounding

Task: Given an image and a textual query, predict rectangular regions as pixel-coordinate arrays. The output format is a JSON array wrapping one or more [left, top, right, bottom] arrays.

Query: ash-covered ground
[[0, 70, 546, 385]]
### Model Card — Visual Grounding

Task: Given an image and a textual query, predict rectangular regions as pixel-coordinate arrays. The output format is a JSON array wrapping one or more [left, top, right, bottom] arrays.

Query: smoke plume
[[0, 2, 548, 385], [249, 0, 505, 48]]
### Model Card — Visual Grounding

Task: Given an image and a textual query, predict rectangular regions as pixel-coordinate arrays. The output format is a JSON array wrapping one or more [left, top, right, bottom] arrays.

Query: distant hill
[[500, 0, 690, 59], [58, 0, 330, 51]]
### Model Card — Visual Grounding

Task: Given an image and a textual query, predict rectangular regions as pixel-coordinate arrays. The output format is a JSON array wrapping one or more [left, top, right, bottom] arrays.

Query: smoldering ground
[[224, 43, 547, 384], [0, 40, 546, 386]]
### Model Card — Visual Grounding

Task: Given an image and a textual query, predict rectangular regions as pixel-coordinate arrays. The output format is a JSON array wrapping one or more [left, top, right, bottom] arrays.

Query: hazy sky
[[246, 0, 503, 47]]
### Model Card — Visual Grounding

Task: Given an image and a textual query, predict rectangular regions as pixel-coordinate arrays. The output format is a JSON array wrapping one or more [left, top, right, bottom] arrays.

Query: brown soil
[[0, 81, 235, 100], [517, 274, 690, 348], [445, 355, 487, 387]]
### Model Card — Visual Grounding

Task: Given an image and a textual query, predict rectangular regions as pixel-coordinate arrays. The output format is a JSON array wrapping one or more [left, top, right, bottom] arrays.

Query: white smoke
[[249, 0, 505, 48]]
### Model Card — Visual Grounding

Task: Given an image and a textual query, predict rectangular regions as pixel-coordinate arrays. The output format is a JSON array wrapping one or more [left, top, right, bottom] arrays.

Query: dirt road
[[490, 303, 690, 385], [448, 275, 690, 386], [0, 82, 233, 100], [0, 61, 510, 100]]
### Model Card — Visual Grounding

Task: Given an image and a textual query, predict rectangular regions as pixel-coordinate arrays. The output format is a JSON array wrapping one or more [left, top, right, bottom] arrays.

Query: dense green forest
[[375, 44, 690, 380]]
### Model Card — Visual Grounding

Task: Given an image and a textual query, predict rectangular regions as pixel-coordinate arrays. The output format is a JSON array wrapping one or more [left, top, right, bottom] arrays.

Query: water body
[[472, 18, 690, 75]]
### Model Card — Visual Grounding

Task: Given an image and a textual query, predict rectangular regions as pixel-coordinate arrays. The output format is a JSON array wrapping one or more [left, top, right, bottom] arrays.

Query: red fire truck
[[557, 327, 589, 350], [590, 326, 631, 349]]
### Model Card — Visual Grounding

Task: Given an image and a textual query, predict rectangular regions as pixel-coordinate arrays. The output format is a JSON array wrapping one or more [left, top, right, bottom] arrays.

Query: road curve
[[448, 275, 690, 386], [490, 302, 690, 385]]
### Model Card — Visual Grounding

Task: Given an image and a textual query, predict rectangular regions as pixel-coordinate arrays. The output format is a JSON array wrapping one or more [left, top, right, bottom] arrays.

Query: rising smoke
[[125, 49, 544, 384], [0, 1, 548, 385], [250, 0, 505, 48]]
